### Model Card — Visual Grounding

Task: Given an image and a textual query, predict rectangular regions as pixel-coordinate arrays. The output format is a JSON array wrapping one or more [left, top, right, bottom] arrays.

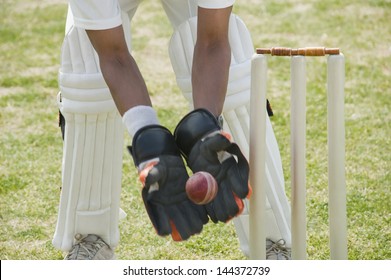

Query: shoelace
[[266, 239, 291, 259], [65, 234, 107, 260]]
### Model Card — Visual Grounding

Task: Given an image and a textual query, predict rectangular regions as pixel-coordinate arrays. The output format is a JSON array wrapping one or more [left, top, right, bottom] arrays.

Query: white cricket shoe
[[266, 239, 291, 260], [65, 234, 115, 260]]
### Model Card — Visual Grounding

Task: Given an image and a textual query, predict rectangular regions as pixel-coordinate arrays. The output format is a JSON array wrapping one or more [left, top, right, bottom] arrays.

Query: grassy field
[[0, 0, 390, 260]]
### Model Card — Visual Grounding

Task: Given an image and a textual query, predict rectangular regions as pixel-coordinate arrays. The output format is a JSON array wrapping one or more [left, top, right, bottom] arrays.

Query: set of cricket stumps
[[249, 47, 347, 259], [186, 47, 347, 260]]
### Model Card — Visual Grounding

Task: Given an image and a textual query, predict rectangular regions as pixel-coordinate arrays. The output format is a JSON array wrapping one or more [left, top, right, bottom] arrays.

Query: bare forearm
[[100, 54, 151, 115], [86, 26, 151, 116], [191, 6, 232, 117], [192, 41, 231, 116]]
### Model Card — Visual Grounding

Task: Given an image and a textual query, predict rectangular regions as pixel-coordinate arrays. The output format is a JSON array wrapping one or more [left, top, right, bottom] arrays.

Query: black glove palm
[[174, 109, 251, 223], [129, 125, 208, 241]]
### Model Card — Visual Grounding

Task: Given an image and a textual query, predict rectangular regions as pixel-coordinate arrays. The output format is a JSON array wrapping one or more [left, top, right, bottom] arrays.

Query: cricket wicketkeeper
[[54, 0, 291, 260]]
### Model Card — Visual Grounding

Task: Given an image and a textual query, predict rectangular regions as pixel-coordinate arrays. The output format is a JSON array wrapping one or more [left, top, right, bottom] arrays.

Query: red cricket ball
[[185, 171, 218, 205]]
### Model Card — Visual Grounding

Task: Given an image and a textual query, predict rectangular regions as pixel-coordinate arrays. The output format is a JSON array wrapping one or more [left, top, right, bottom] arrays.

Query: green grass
[[0, 0, 390, 260]]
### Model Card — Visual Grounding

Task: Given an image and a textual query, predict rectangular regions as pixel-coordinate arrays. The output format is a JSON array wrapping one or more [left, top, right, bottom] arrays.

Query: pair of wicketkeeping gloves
[[129, 109, 251, 241]]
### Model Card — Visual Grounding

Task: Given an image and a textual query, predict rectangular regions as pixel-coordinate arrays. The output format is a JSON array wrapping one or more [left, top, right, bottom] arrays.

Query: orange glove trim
[[220, 130, 232, 142], [138, 161, 159, 186], [170, 220, 183, 241]]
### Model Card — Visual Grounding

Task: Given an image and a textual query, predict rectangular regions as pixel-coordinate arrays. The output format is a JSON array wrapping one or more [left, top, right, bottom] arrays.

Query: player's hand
[[174, 109, 251, 223], [129, 125, 208, 241]]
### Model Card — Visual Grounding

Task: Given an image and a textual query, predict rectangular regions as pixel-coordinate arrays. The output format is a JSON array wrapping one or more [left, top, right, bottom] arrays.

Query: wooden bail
[[256, 47, 340, 56]]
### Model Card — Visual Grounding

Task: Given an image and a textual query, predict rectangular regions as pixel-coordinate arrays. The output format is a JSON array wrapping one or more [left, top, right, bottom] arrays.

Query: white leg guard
[[168, 15, 292, 256], [52, 8, 133, 251]]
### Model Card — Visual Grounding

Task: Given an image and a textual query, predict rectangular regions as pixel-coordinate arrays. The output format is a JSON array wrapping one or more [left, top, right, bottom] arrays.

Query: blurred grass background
[[0, 0, 390, 259]]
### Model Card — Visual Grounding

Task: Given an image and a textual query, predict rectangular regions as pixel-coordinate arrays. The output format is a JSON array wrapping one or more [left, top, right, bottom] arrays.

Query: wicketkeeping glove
[[174, 109, 251, 223], [129, 125, 208, 241]]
